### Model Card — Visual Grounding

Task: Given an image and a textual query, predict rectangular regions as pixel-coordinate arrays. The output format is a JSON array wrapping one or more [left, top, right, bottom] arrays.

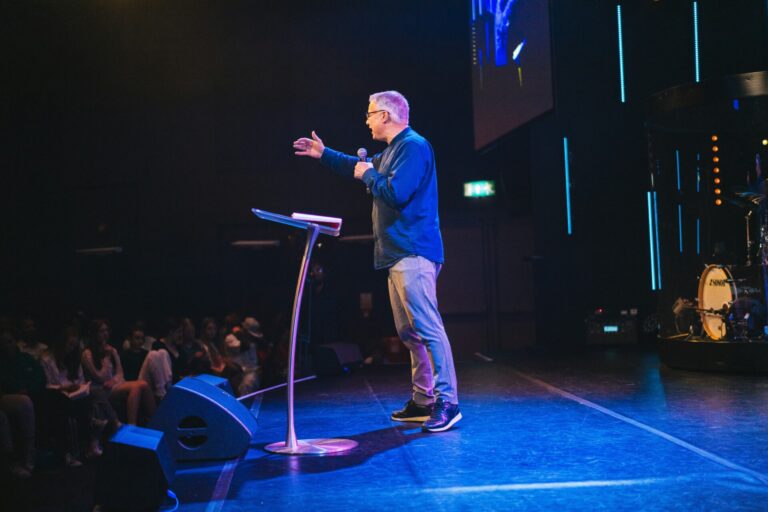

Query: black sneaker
[[391, 399, 433, 422], [422, 398, 462, 432]]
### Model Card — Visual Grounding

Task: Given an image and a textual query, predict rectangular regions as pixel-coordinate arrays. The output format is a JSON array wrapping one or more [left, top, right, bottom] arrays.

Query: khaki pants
[[388, 255, 459, 405]]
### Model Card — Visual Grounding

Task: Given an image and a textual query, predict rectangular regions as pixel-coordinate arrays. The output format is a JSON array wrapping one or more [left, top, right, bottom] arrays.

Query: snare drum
[[698, 264, 764, 340]]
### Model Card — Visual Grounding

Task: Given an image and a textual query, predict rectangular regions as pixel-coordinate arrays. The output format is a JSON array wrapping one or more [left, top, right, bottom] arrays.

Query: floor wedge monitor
[[96, 425, 176, 511], [149, 375, 258, 461]]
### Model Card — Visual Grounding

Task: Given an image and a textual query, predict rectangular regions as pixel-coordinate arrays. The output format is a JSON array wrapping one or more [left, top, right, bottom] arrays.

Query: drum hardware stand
[[672, 298, 706, 339], [693, 306, 729, 316]]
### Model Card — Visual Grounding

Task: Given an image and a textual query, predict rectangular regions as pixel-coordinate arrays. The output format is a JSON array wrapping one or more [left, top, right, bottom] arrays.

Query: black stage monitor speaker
[[312, 342, 363, 375], [96, 425, 176, 512], [193, 373, 235, 395], [149, 375, 258, 461]]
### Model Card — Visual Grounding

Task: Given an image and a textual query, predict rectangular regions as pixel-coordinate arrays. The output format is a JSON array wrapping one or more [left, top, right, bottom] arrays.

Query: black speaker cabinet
[[149, 375, 257, 461], [193, 373, 235, 395], [312, 342, 363, 375], [96, 425, 176, 512]]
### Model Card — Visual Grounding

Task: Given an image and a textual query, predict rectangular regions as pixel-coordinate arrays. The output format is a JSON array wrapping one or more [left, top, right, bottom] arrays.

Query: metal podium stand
[[251, 209, 358, 455]]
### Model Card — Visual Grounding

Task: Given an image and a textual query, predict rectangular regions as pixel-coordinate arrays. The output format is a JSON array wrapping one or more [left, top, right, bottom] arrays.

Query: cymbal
[[733, 180, 768, 199], [723, 194, 761, 210], [735, 191, 765, 204]]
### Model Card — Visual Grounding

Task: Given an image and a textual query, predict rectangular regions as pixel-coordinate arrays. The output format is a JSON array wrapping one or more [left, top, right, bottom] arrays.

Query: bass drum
[[698, 264, 765, 340]]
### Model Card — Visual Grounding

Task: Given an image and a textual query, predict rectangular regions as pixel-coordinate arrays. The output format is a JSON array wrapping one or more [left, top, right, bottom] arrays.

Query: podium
[[252, 209, 358, 455]]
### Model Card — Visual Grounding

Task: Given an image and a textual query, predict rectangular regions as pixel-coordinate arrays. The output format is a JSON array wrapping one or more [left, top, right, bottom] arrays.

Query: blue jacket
[[320, 127, 444, 269]]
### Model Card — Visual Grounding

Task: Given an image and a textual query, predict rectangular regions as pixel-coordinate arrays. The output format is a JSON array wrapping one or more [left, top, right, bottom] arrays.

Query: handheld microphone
[[357, 148, 370, 194]]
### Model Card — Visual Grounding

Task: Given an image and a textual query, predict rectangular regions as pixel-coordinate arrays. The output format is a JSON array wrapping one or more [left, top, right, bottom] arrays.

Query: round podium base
[[264, 438, 358, 455]]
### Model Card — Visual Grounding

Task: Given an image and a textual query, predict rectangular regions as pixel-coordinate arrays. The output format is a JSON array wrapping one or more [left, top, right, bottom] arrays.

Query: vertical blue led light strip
[[678, 204, 684, 253], [696, 218, 701, 255], [563, 137, 573, 235], [696, 153, 701, 192], [471, 0, 476, 21], [616, 5, 626, 103], [653, 191, 662, 289], [647, 192, 657, 290], [693, 1, 700, 83], [696, 152, 701, 255], [676, 149, 683, 253]]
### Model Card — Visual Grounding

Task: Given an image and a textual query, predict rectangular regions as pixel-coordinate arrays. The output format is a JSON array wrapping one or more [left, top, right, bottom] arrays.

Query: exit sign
[[463, 180, 495, 198]]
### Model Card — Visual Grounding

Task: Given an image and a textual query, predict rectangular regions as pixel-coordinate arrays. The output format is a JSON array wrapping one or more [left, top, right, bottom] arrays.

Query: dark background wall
[[3, 0, 768, 353]]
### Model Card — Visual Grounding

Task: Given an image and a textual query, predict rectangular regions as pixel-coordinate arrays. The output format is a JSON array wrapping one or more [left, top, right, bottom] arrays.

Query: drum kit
[[688, 182, 768, 341]]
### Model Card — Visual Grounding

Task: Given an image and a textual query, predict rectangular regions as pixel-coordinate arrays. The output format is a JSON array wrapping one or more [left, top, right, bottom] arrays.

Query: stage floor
[[168, 349, 768, 511], [5, 347, 768, 511]]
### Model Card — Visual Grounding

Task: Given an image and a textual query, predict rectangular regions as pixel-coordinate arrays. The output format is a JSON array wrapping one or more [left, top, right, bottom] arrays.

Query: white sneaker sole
[[391, 415, 431, 422], [423, 411, 463, 432]]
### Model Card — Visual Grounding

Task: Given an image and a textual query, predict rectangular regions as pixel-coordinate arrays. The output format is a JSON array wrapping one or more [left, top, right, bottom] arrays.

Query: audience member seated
[[200, 317, 225, 374], [200, 317, 242, 386], [152, 317, 185, 380], [16, 317, 48, 360], [0, 393, 35, 479], [0, 408, 12, 471], [137, 353, 172, 404], [82, 320, 155, 425], [121, 326, 149, 382], [120, 319, 156, 352], [42, 326, 112, 461], [0, 332, 79, 477], [225, 317, 263, 396], [220, 312, 241, 350], [0, 326, 36, 478], [178, 317, 209, 376]]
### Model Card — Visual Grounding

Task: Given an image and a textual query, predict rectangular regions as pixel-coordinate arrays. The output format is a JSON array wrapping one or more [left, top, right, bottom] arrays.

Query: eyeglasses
[[365, 110, 388, 120]]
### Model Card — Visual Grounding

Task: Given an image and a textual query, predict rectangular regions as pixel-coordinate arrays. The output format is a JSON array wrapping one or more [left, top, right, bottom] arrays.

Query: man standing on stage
[[292, 90, 461, 432]]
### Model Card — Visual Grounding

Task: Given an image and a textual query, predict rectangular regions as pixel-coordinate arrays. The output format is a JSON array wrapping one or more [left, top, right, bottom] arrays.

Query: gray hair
[[369, 90, 409, 124]]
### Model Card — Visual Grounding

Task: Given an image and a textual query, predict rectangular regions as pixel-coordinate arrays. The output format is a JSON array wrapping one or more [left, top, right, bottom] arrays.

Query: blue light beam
[[647, 192, 657, 290], [563, 137, 573, 235], [653, 191, 662, 289], [693, 1, 700, 82], [617, 5, 626, 103], [678, 204, 684, 253]]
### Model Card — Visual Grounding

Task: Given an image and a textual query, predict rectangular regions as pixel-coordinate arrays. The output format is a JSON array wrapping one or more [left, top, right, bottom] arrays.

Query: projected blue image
[[493, 0, 517, 66], [470, 0, 553, 149]]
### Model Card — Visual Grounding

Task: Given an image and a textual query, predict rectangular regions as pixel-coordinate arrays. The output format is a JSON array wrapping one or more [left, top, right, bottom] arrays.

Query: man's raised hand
[[293, 130, 325, 159]]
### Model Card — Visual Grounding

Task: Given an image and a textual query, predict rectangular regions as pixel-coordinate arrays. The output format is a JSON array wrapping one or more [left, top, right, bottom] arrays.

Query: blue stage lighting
[[563, 137, 573, 235], [696, 153, 701, 192], [696, 217, 701, 255], [693, 1, 700, 82], [654, 191, 662, 289], [616, 5, 626, 103], [647, 192, 657, 290], [678, 204, 684, 253]]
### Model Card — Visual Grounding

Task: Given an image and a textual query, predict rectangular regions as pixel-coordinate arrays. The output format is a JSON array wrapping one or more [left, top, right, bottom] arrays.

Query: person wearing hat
[[227, 317, 265, 396]]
